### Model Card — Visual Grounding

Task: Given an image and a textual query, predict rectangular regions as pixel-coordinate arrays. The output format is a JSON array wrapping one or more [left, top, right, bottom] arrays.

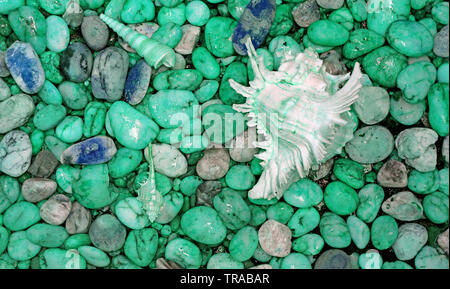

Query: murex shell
[[230, 39, 363, 200]]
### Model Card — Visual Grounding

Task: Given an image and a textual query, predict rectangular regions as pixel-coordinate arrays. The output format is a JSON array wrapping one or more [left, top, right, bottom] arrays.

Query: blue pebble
[[124, 59, 151, 105], [232, 0, 276, 56], [5, 41, 45, 94], [60, 136, 117, 165]]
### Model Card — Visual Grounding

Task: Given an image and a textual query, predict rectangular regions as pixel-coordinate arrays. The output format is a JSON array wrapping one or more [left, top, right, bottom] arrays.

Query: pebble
[[108, 147, 142, 178], [292, 233, 324, 256], [333, 158, 365, 189], [376, 159, 408, 188], [205, 17, 236, 57], [371, 215, 398, 250], [214, 188, 251, 229], [124, 60, 151, 105], [428, 83, 449, 137], [124, 228, 158, 267], [0, 51, 10, 77], [287, 207, 320, 237], [26, 223, 68, 248], [115, 197, 150, 229], [397, 62, 436, 104], [21, 178, 57, 203], [195, 181, 222, 207], [63, 0, 84, 28], [225, 165, 255, 191], [392, 223, 428, 261], [353, 86, 390, 125], [359, 249, 383, 269], [60, 42, 93, 83], [258, 219, 292, 257], [343, 29, 385, 60], [89, 214, 126, 252], [153, 69, 203, 91], [39, 248, 86, 269], [0, 94, 35, 134], [407, 169, 440, 194], [415, 246, 449, 269], [81, 15, 109, 51], [33, 103, 67, 131], [40, 194, 72, 225], [78, 246, 110, 267], [28, 149, 58, 176], [314, 249, 357, 269], [390, 95, 426, 124], [46, 16, 70, 53], [7, 231, 41, 261], [65, 202, 92, 234], [229, 226, 258, 262], [0, 130, 32, 177], [433, 25, 449, 58], [174, 24, 201, 55], [319, 212, 351, 249], [3, 201, 41, 231], [145, 143, 187, 178], [121, 0, 155, 24], [0, 176, 20, 214], [207, 253, 244, 269], [165, 238, 202, 269], [423, 192, 449, 224], [8, 7, 47, 54], [316, 0, 344, 9], [308, 20, 349, 47], [291, 0, 320, 28], [324, 181, 359, 215], [437, 229, 449, 255], [387, 20, 433, 57], [5, 42, 45, 94], [60, 136, 117, 165], [181, 206, 227, 245], [283, 178, 323, 208], [381, 191, 424, 221], [347, 215, 370, 250]]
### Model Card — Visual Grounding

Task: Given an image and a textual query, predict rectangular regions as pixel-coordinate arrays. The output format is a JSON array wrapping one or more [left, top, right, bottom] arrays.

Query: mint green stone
[[347, 216, 370, 249], [179, 176, 203, 196], [362, 46, 408, 88], [269, 4, 294, 37], [40, 248, 86, 269], [0, 0, 25, 14], [181, 206, 227, 245], [55, 165, 80, 194], [192, 47, 220, 80], [292, 234, 324, 256], [205, 17, 237, 57], [55, 116, 83, 143], [407, 169, 440, 194], [439, 168, 449, 195], [106, 101, 159, 149], [108, 148, 142, 179], [353, 86, 390, 125], [229, 226, 258, 262], [124, 228, 158, 267], [58, 81, 89, 110], [186, 1, 210, 26], [83, 101, 106, 138], [267, 202, 294, 225], [249, 205, 266, 226], [387, 20, 433, 57], [219, 62, 248, 105], [324, 181, 359, 215], [46, 16, 70, 53], [151, 23, 182, 48], [33, 104, 66, 131], [437, 62, 449, 84], [302, 35, 333, 54], [26, 224, 68, 248], [228, 0, 250, 20], [156, 192, 184, 224], [347, 0, 368, 22], [195, 80, 219, 103], [202, 103, 247, 144], [8, 6, 47, 54], [280, 253, 311, 269], [149, 90, 198, 129], [45, 136, 70, 160], [157, 3, 186, 26], [105, 0, 126, 19], [207, 253, 244, 269], [180, 135, 209, 154], [121, 0, 155, 24], [38, 80, 63, 105], [423, 192, 449, 224], [397, 61, 437, 104], [165, 238, 202, 269], [431, 1, 449, 25], [359, 250, 383, 269], [247, 48, 273, 81], [115, 197, 150, 229], [225, 165, 255, 191], [0, 175, 20, 214], [40, 51, 64, 84], [345, 125, 394, 163], [73, 164, 117, 209], [283, 178, 323, 208], [307, 20, 349, 47], [7, 231, 41, 261], [0, 227, 8, 255], [333, 158, 365, 189], [428, 83, 449, 137], [392, 223, 427, 261], [3, 202, 41, 231], [319, 212, 351, 249], [371, 215, 398, 250], [288, 207, 320, 237], [415, 246, 449, 269], [367, 0, 410, 36], [78, 246, 110, 267], [390, 94, 426, 125], [329, 8, 354, 31], [39, 0, 69, 15], [214, 188, 251, 230], [64, 234, 91, 250], [382, 260, 413, 269]]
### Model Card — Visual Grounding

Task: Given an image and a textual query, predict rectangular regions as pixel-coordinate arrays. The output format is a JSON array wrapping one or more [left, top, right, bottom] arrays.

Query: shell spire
[[99, 14, 176, 68]]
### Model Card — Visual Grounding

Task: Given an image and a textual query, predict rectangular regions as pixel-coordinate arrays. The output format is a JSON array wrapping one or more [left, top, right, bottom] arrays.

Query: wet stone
[[60, 136, 117, 165], [60, 42, 93, 83], [65, 202, 92, 235], [63, 0, 84, 28], [40, 194, 72, 225], [21, 178, 57, 203], [258, 219, 291, 257], [376, 160, 408, 188], [174, 24, 201, 55]]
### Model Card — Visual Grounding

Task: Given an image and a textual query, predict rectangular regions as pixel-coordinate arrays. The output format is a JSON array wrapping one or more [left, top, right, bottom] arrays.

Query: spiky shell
[[230, 39, 363, 200], [99, 14, 176, 69]]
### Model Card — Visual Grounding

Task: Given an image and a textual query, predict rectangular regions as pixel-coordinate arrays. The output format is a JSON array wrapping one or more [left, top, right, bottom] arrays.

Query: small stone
[[390, 94, 426, 126], [347, 216, 370, 250], [382, 191, 423, 221], [392, 223, 428, 261], [291, 0, 320, 28], [258, 219, 292, 257], [283, 178, 323, 208], [121, 0, 155, 24], [65, 202, 92, 234], [3, 201, 41, 231], [195, 181, 222, 207], [358, 249, 383, 269], [181, 206, 227, 245], [89, 214, 126, 252], [428, 83, 449, 137], [415, 246, 449, 269], [213, 188, 251, 230], [46, 16, 70, 53], [314, 249, 356, 269], [437, 229, 449, 255], [353, 86, 390, 125], [397, 62, 436, 104], [164, 238, 202, 269], [387, 20, 433, 57], [26, 223, 69, 248], [423, 192, 449, 224], [229, 129, 258, 163], [316, 0, 344, 9], [60, 42, 93, 83], [371, 215, 399, 250], [123, 228, 158, 267], [343, 29, 385, 60], [63, 0, 84, 28], [81, 16, 109, 51], [0, 94, 35, 134], [324, 181, 359, 215], [196, 148, 230, 180], [28, 151, 59, 178], [204, 17, 236, 57], [288, 207, 320, 237], [319, 212, 351, 249], [39, 248, 86, 269], [376, 159, 408, 188], [0, 175, 20, 214], [307, 20, 349, 47], [21, 178, 57, 203], [174, 24, 201, 55], [7, 231, 41, 261], [207, 253, 245, 269], [60, 136, 117, 165], [0, 130, 32, 177], [332, 158, 365, 189], [78, 246, 110, 267], [145, 144, 187, 178], [433, 25, 449, 58], [225, 165, 255, 191], [407, 169, 440, 195], [124, 60, 151, 105], [40, 194, 72, 225]]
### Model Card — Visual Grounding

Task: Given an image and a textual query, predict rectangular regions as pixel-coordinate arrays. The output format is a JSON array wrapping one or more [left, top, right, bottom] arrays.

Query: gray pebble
[[0, 94, 35, 134], [174, 24, 201, 55], [65, 202, 92, 234], [316, 0, 344, 9], [196, 180, 222, 207], [60, 42, 93, 83], [81, 16, 109, 51], [28, 150, 60, 178], [0, 130, 32, 177], [437, 229, 449, 255], [21, 178, 57, 203], [196, 148, 230, 180], [89, 214, 126, 252], [146, 144, 188, 178], [0, 51, 10, 77], [292, 0, 320, 28], [258, 219, 291, 257], [309, 158, 334, 181], [382, 191, 424, 221], [155, 258, 183, 269], [314, 249, 358, 269], [377, 159, 408, 188], [0, 78, 11, 101], [321, 50, 347, 75], [405, 144, 437, 173], [434, 25, 449, 58], [443, 136, 449, 164], [229, 129, 259, 163], [40, 194, 72, 225], [63, 0, 84, 28], [392, 223, 428, 260]]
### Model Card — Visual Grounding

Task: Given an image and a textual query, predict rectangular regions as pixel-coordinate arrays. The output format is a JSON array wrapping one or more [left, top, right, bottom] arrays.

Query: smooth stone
[[46, 16, 70, 53], [3, 201, 41, 231], [115, 197, 150, 229], [60, 42, 93, 83], [395, 127, 438, 160], [192, 47, 220, 80], [55, 116, 83, 143], [21, 178, 57, 203], [0, 94, 34, 134], [145, 144, 187, 178], [207, 253, 244, 269], [89, 214, 126, 252], [324, 181, 359, 215], [106, 101, 159, 149], [0, 78, 10, 101], [343, 29, 385, 60], [65, 202, 92, 234], [407, 169, 440, 194], [39, 0, 69, 15], [195, 80, 219, 103], [229, 226, 258, 262], [91, 47, 129, 102], [0, 176, 20, 214], [439, 168, 449, 195], [38, 81, 63, 105], [213, 188, 251, 230], [358, 250, 383, 269], [39, 248, 86, 269], [371, 215, 398, 250], [232, 0, 276, 55], [314, 249, 356, 269], [78, 246, 110, 267], [179, 135, 209, 154], [60, 136, 117, 165], [44, 136, 69, 161], [205, 17, 237, 57], [390, 94, 426, 125], [387, 20, 433, 57], [5, 42, 45, 94], [157, 3, 186, 26], [165, 238, 202, 269], [415, 246, 449, 269], [174, 24, 201, 55], [437, 229, 449, 255], [195, 181, 222, 207], [26, 224, 68, 248], [382, 261, 413, 269], [392, 223, 427, 261], [353, 86, 390, 125], [108, 148, 142, 179], [443, 136, 449, 164], [316, 0, 344, 9], [291, 0, 320, 28], [81, 16, 109, 51], [121, 0, 155, 23], [332, 158, 365, 189], [0, 0, 24, 14], [347, 215, 370, 250], [366, 0, 411, 36], [382, 191, 423, 221], [110, 255, 141, 269], [83, 102, 106, 138], [428, 83, 449, 137], [63, 0, 84, 28], [8, 7, 47, 54], [196, 148, 230, 180], [180, 206, 227, 245], [0, 51, 9, 77], [63, 233, 91, 250], [0, 130, 32, 177], [287, 207, 320, 237], [40, 194, 72, 225], [405, 144, 437, 173], [438, 62, 449, 83], [347, 0, 367, 22], [151, 22, 183, 48], [423, 192, 449, 224], [283, 178, 323, 209], [397, 62, 436, 104], [219, 61, 248, 105], [225, 165, 255, 191], [124, 60, 151, 105], [0, 227, 8, 255], [377, 159, 408, 188], [258, 219, 292, 257], [280, 253, 312, 269], [153, 69, 203, 91], [33, 103, 66, 131], [345, 125, 394, 164], [186, 0, 210, 26], [31, 130, 45, 155], [202, 103, 247, 144], [180, 176, 203, 197], [155, 191, 184, 224], [7, 231, 41, 261], [292, 234, 324, 256], [433, 25, 449, 58], [319, 212, 351, 249], [307, 20, 349, 47], [124, 228, 158, 267]]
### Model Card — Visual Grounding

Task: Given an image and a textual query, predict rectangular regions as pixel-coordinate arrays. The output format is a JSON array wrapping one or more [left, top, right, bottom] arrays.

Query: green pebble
[[407, 169, 440, 194], [46, 15, 70, 53], [151, 23, 182, 48], [324, 181, 359, 215], [249, 205, 266, 226], [302, 35, 333, 54], [26, 224, 68, 248], [78, 246, 110, 267], [7, 231, 41, 261], [397, 62, 437, 104], [186, 1, 210, 26], [333, 158, 365, 189], [229, 226, 258, 262], [382, 260, 413, 269], [123, 228, 158, 267], [213, 188, 251, 230], [269, 4, 293, 37], [389, 94, 426, 125], [165, 238, 202, 269], [437, 62, 449, 84], [288, 207, 320, 237], [108, 147, 142, 178], [149, 90, 198, 128], [55, 165, 80, 194], [192, 47, 220, 80], [392, 223, 427, 261], [40, 51, 64, 84], [0, 227, 8, 255], [179, 135, 209, 154], [269, 36, 304, 69], [370, 215, 398, 250], [207, 253, 244, 269], [205, 17, 237, 57], [3, 201, 41, 231], [38, 80, 63, 105], [431, 1, 449, 25], [156, 191, 184, 224], [266, 202, 294, 225], [307, 20, 349, 47], [292, 234, 324, 256], [0, 0, 25, 14], [353, 86, 390, 125], [387, 20, 433, 57], [195, 80, 219, 103], [366, 0, 410, 36], [219, 62, 248, 105], [225, 165, 255, 191], [55, 116, 83, 143], [39, 0, 69, 15], [39, 248, 86, 269], [283, 178, 323, 208], [329, 8, 354, 31], [359, 250, 383, 269], [180, 206, 227, 245], [347, 0, 368, 22], [115, 197, 150, 229], [439, 168, 449, 195], [423, 192, 449, 224], [319, 212, 351, 249], [58, 81, 90, 110], [180, 176, 203, 196], [33, 103, 66, 131], [64, 234, 91, 250], [83, 101, 107, 138], [121, 0, 155, 24], [347, 215, 370, 249], [415, 246, 449, 269], [0, 175, 20, 214], [80, 0, 105, 9], [428, 83, 449, 137], [157, 3, 186, 26], [280, 253, 311, 269]]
